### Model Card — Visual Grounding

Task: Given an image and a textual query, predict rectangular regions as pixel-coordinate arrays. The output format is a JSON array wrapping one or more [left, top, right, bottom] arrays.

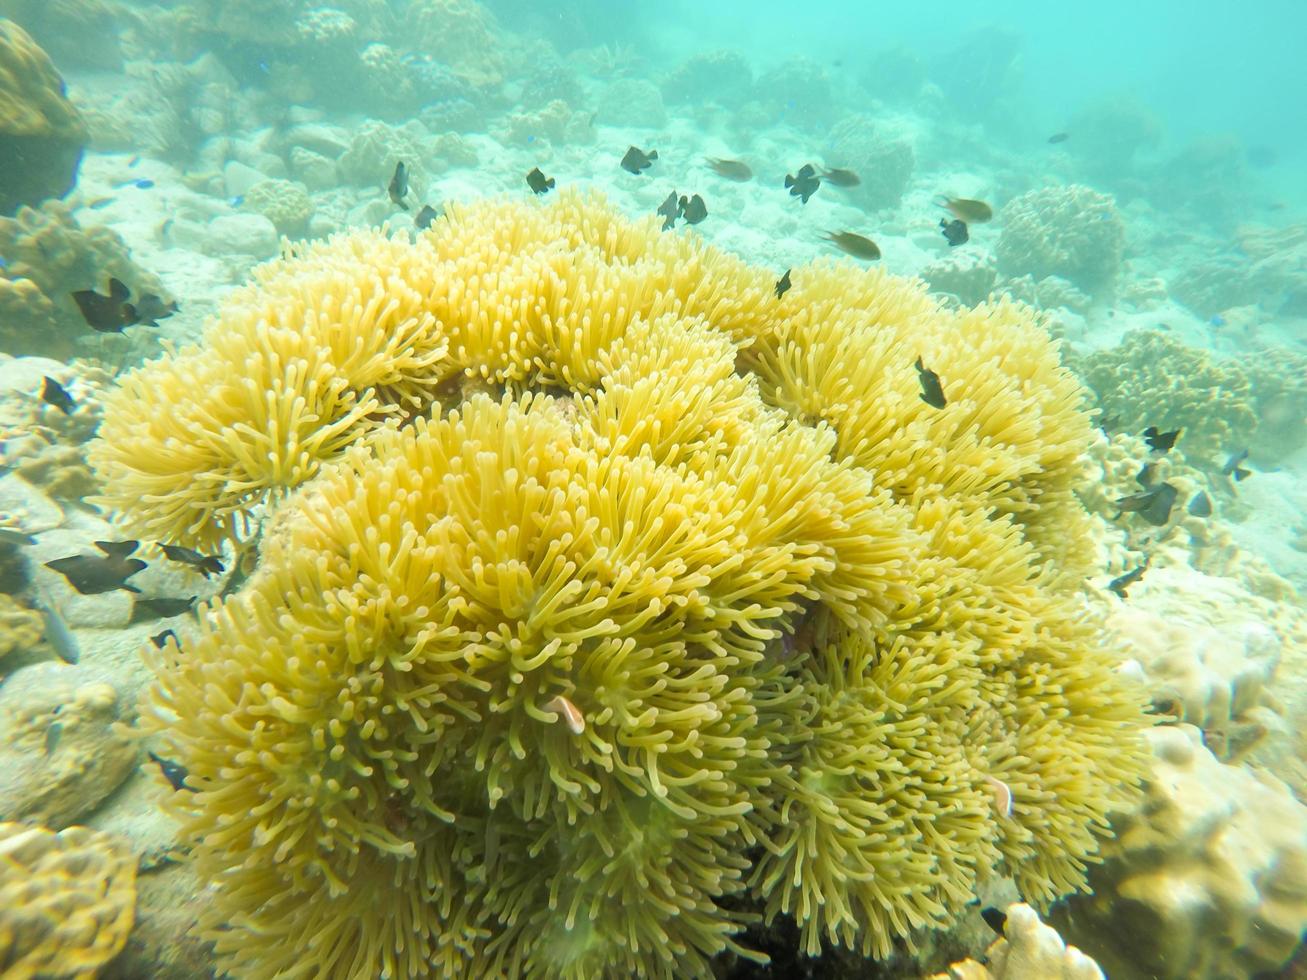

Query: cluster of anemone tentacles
[[91, 190, 1149, 979]]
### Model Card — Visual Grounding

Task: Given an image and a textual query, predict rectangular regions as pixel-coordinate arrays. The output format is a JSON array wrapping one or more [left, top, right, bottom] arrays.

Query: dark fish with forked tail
[[914, 357, 946, 409], [620, 146, 658, 175], [388, 161, 409, 210], [45, 541, 145, 595]]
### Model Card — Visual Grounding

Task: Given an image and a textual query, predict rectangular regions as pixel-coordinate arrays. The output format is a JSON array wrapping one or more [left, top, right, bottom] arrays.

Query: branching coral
[[98, 191, 1149, 978], [996, 185, 1124, 296], [1074, 330, 1256, 462]]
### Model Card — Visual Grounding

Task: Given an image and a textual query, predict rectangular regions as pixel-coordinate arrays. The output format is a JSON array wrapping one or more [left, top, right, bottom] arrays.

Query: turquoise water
[[0, 1, 1304, 978]]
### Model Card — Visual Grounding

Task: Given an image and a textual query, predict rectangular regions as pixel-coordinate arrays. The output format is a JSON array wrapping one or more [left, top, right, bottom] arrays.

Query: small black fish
[[679, 193, 707, 225], [620, 146, 658, 175], [657, 190, 681, 231], [414, 204, 439, 231], [1107, 558, 1150, 599], [158, 543, 225, 578], [525, 167, 555, 195], [150, 628, 178, 649], [132, 595, 198, 621], [128, 293, 178, 327], [784, 163, 821, 204], [148, 750, 193, 791], [914, 357, 946, 409], [980, 906, 1007, 937], [40, 376, 75, 415], [939, 218, 968, 247], [1222, 449, 1251, 481], [1098, 414, 1119, 434], [45, 541, 145, 595], [1188, 491, 1213, 518], [1143, 426, 1181, 453], [1135, 462, 1156, 487], [71, 278, 138, 333], [87, 196, 115, 210], [775, 269, 792, 299], [1115, 482, 1178, 526], [1047, 132, 1070, 144], [388, 161, 409, 210]]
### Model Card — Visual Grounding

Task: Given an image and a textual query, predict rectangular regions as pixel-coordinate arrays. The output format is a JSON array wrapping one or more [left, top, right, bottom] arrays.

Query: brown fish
[[822, 231, 880, 261], [941, 197, 993, 223], [706, 158, 752, 181], [821, 168, 860, 187]]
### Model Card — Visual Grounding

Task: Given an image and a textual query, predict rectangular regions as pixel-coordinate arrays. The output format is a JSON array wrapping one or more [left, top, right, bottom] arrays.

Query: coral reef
[[929, 903, 1104, 980], [1075, 329, 1306, 461], [336, 119, 431, 191], [1057, 724, 1307, 979], [921, 250, 997, 308], [1110, 596, 1279, 760], [0, 0, 125, 71], [1175, 222, 1307, 318], [95, 191, 1147, 978], [858, 44, 927, 104], [995, 185, 1125, 296], [0, 199, 167, 357], [754, 57, 834, 133], [998, 274, 1090, 315], [0, 821, 137, 977], [499, 97, 592, 147], [0, 18, 87, 215], [1065, 93, 1163, 187], [0, 676, 138, 827], [405, 0, 508, 88], [1073, 330, 1255, 462], [0, 593, 42, 668], [242, 178, 314, 237], [594, 77, 666, 128], [823, 114, 916, 212], [661, 48, 753, 108]]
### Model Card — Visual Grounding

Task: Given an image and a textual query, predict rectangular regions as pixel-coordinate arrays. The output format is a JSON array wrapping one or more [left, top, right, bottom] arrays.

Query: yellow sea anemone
[[106, 190, 1149, 978]]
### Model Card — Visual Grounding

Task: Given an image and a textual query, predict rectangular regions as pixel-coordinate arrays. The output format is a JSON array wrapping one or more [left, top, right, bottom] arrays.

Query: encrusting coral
[[93, 191, 1149, 978], [1056, 724, 1307, 980], [0, 198, 168, 357], [0, 820, 137, 978], [928, 902, 1104, 980], [0, 18, 87, 215]]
